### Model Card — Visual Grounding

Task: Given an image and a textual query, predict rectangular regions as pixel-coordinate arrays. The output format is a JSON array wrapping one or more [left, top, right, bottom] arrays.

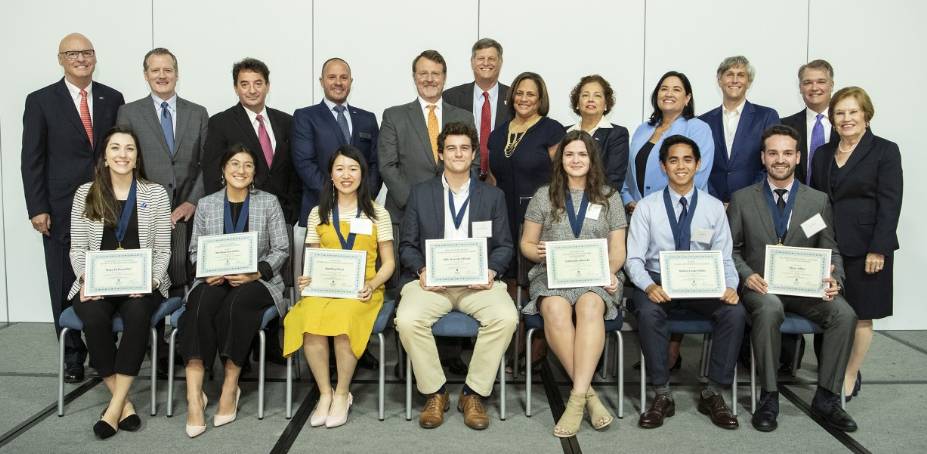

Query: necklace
[[504, 116, 541, 158]]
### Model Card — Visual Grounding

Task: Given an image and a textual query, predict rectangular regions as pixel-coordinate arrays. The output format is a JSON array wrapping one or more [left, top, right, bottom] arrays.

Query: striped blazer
[[68, 180, 173, 299], [189, 189, 289, 316]]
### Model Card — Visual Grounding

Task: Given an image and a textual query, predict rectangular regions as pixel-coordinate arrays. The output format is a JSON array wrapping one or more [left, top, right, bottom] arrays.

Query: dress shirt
[[323, 98, 353, 138], [766, 177, 795, 225], [806, 107, 832, 149], [64, 78, 93, 122], [566, 115, 613, 135], [418, 97, 443, 126], [625, 186, 739, 290], [151, 93, 177, 133], [472, 82, 499, 141], [441, 174, 471, 240], [722, 99, 746, 157], [243, 106, 277, 151]]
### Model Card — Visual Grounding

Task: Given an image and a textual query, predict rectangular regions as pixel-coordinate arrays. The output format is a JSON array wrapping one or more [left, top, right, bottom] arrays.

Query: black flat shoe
[[93, 420, 117, 439], [64, 364, 85, 383], [118, 414, 141, 431]]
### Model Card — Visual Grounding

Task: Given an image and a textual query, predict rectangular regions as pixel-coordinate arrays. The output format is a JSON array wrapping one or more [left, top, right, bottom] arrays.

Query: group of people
[[21, 32, 902, 440]]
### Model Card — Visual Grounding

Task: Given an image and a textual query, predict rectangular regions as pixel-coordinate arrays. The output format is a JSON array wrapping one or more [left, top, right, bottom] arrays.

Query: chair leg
[[750, 341, 757, 414], [700, 334, 711, 377], [405, 349, 412, 421], [378, 332, 385, 421], [286, 354, 292, 419], [792, 334, 802, 376], [258, 330, 266, 420], [499, 353, 506, 420], [599, 335, 609, 380], [58, 328, 68, 417], [167, 328, 177, 417], [615, 331, 624, 419], [732, 362, 738, 417], [525, 328, 535, 417], [150, 328, 158, 416], [840, 387, 846, 410], [640, 350, 646, 415]]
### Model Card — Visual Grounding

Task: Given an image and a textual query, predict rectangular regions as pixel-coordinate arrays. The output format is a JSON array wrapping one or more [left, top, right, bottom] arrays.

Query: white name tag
[[692, 228, 714, 244], [586, 204, 602, 220], [350, 218, 373, 235], [800, 213, 827, 238], [472, 221, 492, 238]]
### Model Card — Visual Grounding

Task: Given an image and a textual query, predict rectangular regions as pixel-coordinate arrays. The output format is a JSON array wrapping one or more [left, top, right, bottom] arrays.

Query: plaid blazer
[[189, 189, 289, 315]]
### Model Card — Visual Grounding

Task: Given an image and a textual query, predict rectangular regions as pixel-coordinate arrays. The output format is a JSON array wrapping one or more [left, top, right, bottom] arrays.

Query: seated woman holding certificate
[[69, 127, 171, 439], [519, 130, 627, 437], [283, 145, 395, 428], [179, 144, 289, 438]]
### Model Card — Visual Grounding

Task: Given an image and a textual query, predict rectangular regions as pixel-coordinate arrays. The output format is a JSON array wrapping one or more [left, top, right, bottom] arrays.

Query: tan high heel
[[585, 388, 614, 430], [554, 391, 587, 438]]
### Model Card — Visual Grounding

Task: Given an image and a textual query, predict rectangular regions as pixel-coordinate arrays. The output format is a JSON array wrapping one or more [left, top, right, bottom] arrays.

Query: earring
[[220, 175, 225, 186]]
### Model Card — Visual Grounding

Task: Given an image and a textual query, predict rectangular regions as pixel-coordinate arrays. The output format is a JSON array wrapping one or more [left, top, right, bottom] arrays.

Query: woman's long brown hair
[[547, 130, 614, 221], [83, 127, 148, 226]]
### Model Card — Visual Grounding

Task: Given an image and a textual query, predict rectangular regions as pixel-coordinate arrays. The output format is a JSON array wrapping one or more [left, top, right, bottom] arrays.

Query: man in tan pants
[[395, 122, 518, 430]]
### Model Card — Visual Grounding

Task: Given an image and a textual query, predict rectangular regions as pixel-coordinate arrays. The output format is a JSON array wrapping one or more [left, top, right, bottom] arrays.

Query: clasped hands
[[206, 272, 261, 288], [297, 276, 374, 302]]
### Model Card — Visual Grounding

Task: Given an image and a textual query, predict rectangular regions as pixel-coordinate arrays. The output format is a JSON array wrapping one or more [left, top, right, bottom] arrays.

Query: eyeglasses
[[59, 49, 95, 60]]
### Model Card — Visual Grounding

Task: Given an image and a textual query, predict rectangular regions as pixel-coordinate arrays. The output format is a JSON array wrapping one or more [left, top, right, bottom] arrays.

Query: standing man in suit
[[117, 48, 209, 225], [781, 59, 839, 184], [728, 124, 857, 433], [395, 122, 518, 430], [292, 57, 381, 227], [21, 33, 125, 382], [442, 38, 511, 181], [204, 58, 298, 224], [700, 56, 780, 203]]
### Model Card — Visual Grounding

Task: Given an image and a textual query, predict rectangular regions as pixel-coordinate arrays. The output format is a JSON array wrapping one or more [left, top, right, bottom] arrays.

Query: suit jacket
[[442, 82, 511, 129], [188, 189, 290, 316], [398, 176, 513, 286], [68, 180, 172, 299], [810, 130, 903, 257], [700, 100, 780, 202], [21, 78, 125, 242], [203, 104, 299, 224], [117, 95, 209, 207], [291, 101, 380, 225], [378, 99, 475, 224], [727, 181, 844, 288], [781, 108, 840, 183]]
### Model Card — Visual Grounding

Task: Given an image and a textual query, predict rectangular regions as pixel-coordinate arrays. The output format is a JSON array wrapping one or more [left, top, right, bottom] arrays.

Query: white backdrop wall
[[0, 0, 923, 329]]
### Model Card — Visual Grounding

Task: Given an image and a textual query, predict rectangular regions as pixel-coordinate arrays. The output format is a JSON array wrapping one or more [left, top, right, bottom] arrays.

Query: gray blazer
[[377, 99, 475, 224], [188, 189, 289, 316], [117, 96, 209, 206], [727, 182, 845, 287]]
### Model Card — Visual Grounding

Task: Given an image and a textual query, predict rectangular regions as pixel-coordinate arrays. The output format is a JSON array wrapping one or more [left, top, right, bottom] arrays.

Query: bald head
[[58, 33, 96, 87]]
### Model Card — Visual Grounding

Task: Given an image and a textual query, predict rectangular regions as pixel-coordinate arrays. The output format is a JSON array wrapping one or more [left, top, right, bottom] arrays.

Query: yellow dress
[[283, 215, 384, 358]]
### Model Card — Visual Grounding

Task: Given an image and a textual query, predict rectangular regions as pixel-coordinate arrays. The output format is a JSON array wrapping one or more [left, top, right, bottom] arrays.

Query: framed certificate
[[425, 238, 489, 287], [196, 231, 258, 278], [545, 239, 611, 289], [764, 245, 831, 298], [302, 249, 367, 298], [659, 250, 725, 299], [84, 249, 153, 297]]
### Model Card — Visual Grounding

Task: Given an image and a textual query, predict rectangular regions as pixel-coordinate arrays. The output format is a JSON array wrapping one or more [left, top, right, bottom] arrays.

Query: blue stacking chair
[[401, 310, 508, 421], [749, 312, 846, 412], [57, 296, 183, 416]]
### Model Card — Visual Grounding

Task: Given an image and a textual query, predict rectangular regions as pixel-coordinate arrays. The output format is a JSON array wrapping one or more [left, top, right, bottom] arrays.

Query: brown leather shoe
[[638, 394, 675, 429], [697, 391, 739, 429], [457, 392, 490, 430], [419, 391, 450, 429]]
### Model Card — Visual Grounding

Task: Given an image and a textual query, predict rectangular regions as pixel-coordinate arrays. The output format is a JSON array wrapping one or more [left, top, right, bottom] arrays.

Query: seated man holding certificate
[[69, 127, 172, 439], [728, 124, 857, 433], [395, 122, 518, 430], [519, 130, 627, 437], [179, 144, 289, 438], [283, 145, 396, 428], [625, 135, 745, 430]]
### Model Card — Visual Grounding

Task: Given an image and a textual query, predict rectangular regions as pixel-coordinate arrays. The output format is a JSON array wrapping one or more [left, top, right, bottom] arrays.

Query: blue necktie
[[807, 113, 825, 184], [160, 101, 175, 155], [679, 196, 689, 223], [333, 104, 351, 143]]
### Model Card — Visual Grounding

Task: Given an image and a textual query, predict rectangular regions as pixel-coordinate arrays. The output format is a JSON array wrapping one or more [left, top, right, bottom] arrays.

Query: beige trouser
[[396, 281, 518, 396]]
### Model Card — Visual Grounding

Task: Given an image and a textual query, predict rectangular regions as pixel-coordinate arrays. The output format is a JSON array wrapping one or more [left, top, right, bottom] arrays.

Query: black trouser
[[179, 281, 274, 368], [72, 294, 159, 377], [45, 235, 86, 366]]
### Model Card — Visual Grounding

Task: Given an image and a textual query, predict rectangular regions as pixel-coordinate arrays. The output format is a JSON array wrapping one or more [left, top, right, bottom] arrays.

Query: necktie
[[333, 104, 351, 143], [807, 113, 825, 184], [79, 89, 93, 145], [774, 188, 788, 213], [479, 92, 491, 175], [679, 196, 689, 223], [427, 104, 439, 162], [160, 101, 174, 155], [256, 114, 274, 167]]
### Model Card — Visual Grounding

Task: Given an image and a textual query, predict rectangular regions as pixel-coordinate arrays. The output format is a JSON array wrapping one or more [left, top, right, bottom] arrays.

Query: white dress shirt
[[472, 82, 499, 141], [64, 78, 93, 122], [418, 97, 443, 126], [323, 98, 353, 138], [442, 174, 471, 239], [243, 106, 277, 151], [566, 116, 613, 135], [722, 99, 746, 157], [151, 93, 177, 133], [805, 107, 833, 149]]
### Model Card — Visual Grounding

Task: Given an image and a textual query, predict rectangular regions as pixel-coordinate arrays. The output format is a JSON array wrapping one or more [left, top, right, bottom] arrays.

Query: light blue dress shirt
[[323, 98, 353, 137]]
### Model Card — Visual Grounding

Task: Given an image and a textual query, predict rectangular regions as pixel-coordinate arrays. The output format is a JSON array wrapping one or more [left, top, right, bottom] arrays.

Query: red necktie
[[79, 89, 93, 145], [479, 91, 491, 175], [256, 114, 274, 166]]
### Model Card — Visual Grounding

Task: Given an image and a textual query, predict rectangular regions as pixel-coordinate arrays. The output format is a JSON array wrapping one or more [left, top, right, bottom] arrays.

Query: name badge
[[585, 204, 602, 220], [800, 213, 827, 238], [472, 221, 492, 238], [692, 228, 713, 244], [350, 218, 373, 235]]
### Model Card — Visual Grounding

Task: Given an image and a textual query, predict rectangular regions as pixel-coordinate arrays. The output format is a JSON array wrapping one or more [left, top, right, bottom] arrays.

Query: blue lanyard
[[663, 187, 698, 251], [564, 191, 589, 238], [763, 179, 799, 243], [115, 178, 137, 249], [332, 205, 359, 250], [448, 179, 475, 231], [223, 192, 250, 234]]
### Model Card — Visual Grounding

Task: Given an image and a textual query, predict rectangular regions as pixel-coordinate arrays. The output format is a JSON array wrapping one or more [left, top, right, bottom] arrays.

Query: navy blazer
[[810, 130, 903, 257], [291, 101, 380, 225], [700, 100, 780, 202], [21, 78, 125, 242], [781, 108, 840, 183], [398, 176, 513, 286]]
